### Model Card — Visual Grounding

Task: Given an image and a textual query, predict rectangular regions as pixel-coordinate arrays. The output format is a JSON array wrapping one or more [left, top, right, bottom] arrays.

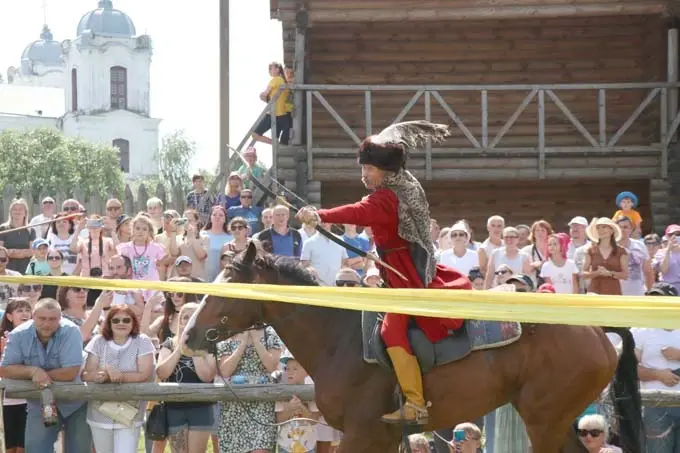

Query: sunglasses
[[69, 287, 88, 293], [19, 285, 42, 292], [0, 257, 8, 263], [63, 206, 80, 212], [336, 280, 360, 287], [47, 255, 62, 261], [577, 429, 603, 438], [43, 200, 55, 205], [111, 317, 132, 325], [167, 292, 184, 298], [450, 233, 467, 238], [230, 225, 246, 231], [495, 270, 511, 275], [503, 235, 519, 239], [240, 195, 253, 199]]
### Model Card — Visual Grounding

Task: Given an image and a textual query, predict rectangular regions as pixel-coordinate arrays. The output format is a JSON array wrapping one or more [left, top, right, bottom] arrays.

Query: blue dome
[[20, 25, 63, 74], [77, 0, 136, 38]]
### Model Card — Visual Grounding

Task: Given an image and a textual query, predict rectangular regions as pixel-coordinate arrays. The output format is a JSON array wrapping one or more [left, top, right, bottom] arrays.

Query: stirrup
[[381, 401, 431, 425]]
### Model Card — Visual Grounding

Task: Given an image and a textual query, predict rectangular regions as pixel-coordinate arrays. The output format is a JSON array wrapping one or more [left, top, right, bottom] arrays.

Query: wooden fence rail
[[0, 379, 315, 402]]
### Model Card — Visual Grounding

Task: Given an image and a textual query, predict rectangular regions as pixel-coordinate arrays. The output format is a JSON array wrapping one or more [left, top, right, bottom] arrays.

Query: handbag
[[145, 403, 169, 440], [97, 401, 139, 427]]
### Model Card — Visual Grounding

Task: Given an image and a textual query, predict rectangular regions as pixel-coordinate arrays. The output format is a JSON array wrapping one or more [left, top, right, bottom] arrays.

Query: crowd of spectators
[[0, 179, 675, 453]]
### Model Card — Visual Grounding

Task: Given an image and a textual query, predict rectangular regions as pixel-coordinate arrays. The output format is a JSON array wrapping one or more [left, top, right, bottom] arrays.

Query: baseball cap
[[646, 282, 679, 296], [365, 267, 380, 279], [666, 224, 680, 236], [506, 274, 535, 291], [42, 197, 55, 204], [568, 216, 588, 227], [537, 283, 556, 293], [175, 256, 192, 266], [280, 348, 295, 365], [32, 238, 49, 249], [228, 171, 242, 181]]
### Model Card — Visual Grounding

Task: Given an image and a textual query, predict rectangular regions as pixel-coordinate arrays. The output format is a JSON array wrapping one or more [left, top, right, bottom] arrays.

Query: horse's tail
[[602, 327, 645, 453]]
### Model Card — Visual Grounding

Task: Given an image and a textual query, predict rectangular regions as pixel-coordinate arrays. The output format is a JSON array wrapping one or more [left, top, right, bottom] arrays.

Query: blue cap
[[32, 238, 49, 249], [616, 191, 638, 208]]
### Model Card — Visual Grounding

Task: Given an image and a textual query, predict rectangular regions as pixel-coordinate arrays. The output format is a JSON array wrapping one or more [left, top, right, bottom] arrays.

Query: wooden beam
[[0, 380, 315, 403], [281, 3, 669, 23], [219, 0, 230, 178], [292, 26, 306, 146]]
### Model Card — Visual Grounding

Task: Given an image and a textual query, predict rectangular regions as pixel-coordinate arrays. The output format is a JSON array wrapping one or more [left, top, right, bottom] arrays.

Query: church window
[[71, 69, 78, 111], [113, 139, 130, 173], [110, 66, 127, 110]]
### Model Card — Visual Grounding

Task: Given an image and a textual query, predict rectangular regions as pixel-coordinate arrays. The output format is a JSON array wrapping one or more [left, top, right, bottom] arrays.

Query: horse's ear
[[242, 240, 258, 265]]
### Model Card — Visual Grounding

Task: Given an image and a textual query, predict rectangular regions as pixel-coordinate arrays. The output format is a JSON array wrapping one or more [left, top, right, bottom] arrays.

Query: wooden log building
[[267, 0, 680, 234]]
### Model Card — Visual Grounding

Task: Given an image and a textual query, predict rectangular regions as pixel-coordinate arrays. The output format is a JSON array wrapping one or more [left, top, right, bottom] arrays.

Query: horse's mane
[[232, 249, 320, 287]]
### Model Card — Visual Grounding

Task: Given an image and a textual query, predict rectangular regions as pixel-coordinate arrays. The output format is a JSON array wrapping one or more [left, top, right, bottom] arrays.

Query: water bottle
[[231, 375, 246, 384], [40, 388, 58, 427]]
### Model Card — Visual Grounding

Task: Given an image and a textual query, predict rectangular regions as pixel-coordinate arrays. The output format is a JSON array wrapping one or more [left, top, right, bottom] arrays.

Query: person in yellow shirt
[[613, 191, 642, 238], [252, 62, 292, 146]]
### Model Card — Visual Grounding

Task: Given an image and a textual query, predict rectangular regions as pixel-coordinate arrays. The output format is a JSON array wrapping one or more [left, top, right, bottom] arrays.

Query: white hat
[[568, 216, 588, 227], [365, 267, 380, 279], [586, 217, 622, 242]]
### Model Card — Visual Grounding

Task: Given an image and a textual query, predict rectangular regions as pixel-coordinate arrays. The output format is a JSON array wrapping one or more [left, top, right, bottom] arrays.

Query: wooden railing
[[271, 82, 680, 181]]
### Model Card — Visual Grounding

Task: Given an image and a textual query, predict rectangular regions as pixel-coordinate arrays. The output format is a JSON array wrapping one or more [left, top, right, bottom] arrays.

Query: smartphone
[[672, 368, 680, 377], [453, 429, 466, 442]]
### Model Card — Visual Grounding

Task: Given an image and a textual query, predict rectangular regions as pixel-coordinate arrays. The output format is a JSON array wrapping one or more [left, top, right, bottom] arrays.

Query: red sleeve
[[318, 189, 397, 227]]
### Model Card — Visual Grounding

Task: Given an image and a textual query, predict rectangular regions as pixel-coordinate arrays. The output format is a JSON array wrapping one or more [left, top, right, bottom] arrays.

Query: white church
[[0, 0, 161, 176]]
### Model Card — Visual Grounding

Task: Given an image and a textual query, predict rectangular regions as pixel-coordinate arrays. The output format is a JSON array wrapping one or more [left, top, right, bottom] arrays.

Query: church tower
[[61, 0, 161, 175]]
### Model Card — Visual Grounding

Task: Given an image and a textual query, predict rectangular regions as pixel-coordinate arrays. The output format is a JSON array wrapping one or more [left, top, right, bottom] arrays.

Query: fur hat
[[357, 121, 451, 173]]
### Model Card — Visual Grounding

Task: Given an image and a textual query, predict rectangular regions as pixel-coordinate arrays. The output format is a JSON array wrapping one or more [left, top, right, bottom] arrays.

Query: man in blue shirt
[[342, 224, 371, 277], [254, 205, 302, 258], [227, 189, 263, 235], [1, 298, 90, 453]]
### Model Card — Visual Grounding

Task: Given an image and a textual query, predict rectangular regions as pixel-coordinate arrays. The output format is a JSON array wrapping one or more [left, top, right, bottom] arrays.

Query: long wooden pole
[[219, 0, 230, 178], [0, 213, 83, 237]]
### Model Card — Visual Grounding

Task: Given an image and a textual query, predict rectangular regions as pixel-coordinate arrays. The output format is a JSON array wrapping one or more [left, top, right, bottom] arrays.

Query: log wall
[[321, 179, 653, 235], [299, 16, 666, 150]]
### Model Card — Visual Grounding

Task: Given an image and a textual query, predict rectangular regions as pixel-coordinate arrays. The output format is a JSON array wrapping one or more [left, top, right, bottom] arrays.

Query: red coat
[[318, 189, 472, 291]]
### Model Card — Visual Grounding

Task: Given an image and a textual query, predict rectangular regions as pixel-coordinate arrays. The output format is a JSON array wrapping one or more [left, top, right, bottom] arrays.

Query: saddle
[[361, 313, 522, 373]]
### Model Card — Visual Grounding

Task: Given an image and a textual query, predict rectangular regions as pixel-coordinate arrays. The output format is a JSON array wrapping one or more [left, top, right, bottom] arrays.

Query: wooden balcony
[[270, 82, 680, 184]]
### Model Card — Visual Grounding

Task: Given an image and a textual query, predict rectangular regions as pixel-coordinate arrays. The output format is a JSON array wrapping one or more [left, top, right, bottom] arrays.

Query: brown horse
[[185, 242, 643, 453]]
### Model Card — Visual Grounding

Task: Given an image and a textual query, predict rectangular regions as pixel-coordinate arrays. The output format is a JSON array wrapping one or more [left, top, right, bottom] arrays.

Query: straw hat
[[586, 217, 622, 243]]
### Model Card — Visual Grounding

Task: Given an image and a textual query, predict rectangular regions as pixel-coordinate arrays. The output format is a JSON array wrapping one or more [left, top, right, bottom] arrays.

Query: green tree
[[0, 128, 125, 200], [158, 130, 196, 191]]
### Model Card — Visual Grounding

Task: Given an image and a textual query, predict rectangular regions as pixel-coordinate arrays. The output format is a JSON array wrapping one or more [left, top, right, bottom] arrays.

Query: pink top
[[116, 241, 166, 282]]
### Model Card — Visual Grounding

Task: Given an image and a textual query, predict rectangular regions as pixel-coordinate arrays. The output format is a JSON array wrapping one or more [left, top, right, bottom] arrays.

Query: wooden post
[[292, 12, 307, 146], [668, 28, 678, 143], [219, 0, 230, 178], [425, 91, 432, 180], [0, 389, 5, 453], [537, 90, 546, 179]]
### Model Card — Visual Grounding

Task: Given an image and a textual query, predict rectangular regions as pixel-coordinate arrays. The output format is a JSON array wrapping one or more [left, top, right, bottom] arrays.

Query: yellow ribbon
[[2, 275, 680, 329]]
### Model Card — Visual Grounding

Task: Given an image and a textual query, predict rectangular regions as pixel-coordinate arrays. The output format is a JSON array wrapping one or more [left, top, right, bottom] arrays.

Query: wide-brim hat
[[586, 217, 622, 243]]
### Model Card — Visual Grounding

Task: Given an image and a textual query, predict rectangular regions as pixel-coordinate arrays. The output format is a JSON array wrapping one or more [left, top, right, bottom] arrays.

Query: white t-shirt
[[301, 234, 348, 286], [29, 214, 53, 238], [275, 394, 318, 452], [438, 248, 479, 277], [540, 259, 578, 294], [633, 328, 680, 391]]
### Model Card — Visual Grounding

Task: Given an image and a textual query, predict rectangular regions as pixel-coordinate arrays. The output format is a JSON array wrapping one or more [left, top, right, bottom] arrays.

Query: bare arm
[[192, 355, 217, 383], [251, 331, 282, 373], [614, 254, 629, 280], [580, 250, 597, 280], [156, 346, 181, 381], [660, 246, 673, 275], [218, 338, 248, 377], [572, 274, 579, 294], [46, 366, 81, 381], [483, 254, 495, 290], [478, 248, 489, 276], [120, 354, 154, 383]]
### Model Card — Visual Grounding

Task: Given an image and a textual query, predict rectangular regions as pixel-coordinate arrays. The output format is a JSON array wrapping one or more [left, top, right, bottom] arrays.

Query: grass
[[137, 433, 216, 453]]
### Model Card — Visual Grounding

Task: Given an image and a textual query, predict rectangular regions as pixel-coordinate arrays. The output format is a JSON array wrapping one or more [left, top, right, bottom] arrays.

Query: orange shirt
[[613, 209, 642, 228]]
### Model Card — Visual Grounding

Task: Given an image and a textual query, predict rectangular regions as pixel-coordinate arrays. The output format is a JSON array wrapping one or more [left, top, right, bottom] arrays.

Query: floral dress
[[217, 326, 283, 453]]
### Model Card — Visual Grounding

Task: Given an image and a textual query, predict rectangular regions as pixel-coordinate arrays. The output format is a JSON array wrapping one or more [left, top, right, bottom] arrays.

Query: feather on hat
[[358, 121, 452, 172]]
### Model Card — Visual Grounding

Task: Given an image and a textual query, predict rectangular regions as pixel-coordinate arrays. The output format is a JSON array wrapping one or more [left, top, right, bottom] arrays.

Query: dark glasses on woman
[[111, 317, 132, 325], [47, 255, 62, 261], [167, 292, 184, 298], [495, 269, 510, 276], [230, 225, 246, 231], [336, 280, 360, 287], [577, 429, 603, 438], [19, 285, 42, 292], [69, 287, 88, 293]]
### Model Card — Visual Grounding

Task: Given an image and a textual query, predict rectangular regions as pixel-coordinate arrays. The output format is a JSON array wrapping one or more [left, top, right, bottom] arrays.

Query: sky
[[0, 0, 283, 171]]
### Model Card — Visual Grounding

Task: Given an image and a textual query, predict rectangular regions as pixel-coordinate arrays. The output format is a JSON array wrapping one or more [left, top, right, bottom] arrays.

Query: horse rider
[[297, 121, 472, 425]]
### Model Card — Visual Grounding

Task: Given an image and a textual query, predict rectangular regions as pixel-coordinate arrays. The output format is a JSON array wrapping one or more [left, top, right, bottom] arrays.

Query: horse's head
[[185, 240, 316, 354]]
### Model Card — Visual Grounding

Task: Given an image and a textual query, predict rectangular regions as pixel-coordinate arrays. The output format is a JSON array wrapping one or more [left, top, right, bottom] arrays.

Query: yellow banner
[[2, 275, 680, 329]]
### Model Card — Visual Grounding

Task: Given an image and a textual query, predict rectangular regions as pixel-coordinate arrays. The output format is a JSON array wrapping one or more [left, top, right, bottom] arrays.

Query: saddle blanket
[[361, 312, 522, 373]]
